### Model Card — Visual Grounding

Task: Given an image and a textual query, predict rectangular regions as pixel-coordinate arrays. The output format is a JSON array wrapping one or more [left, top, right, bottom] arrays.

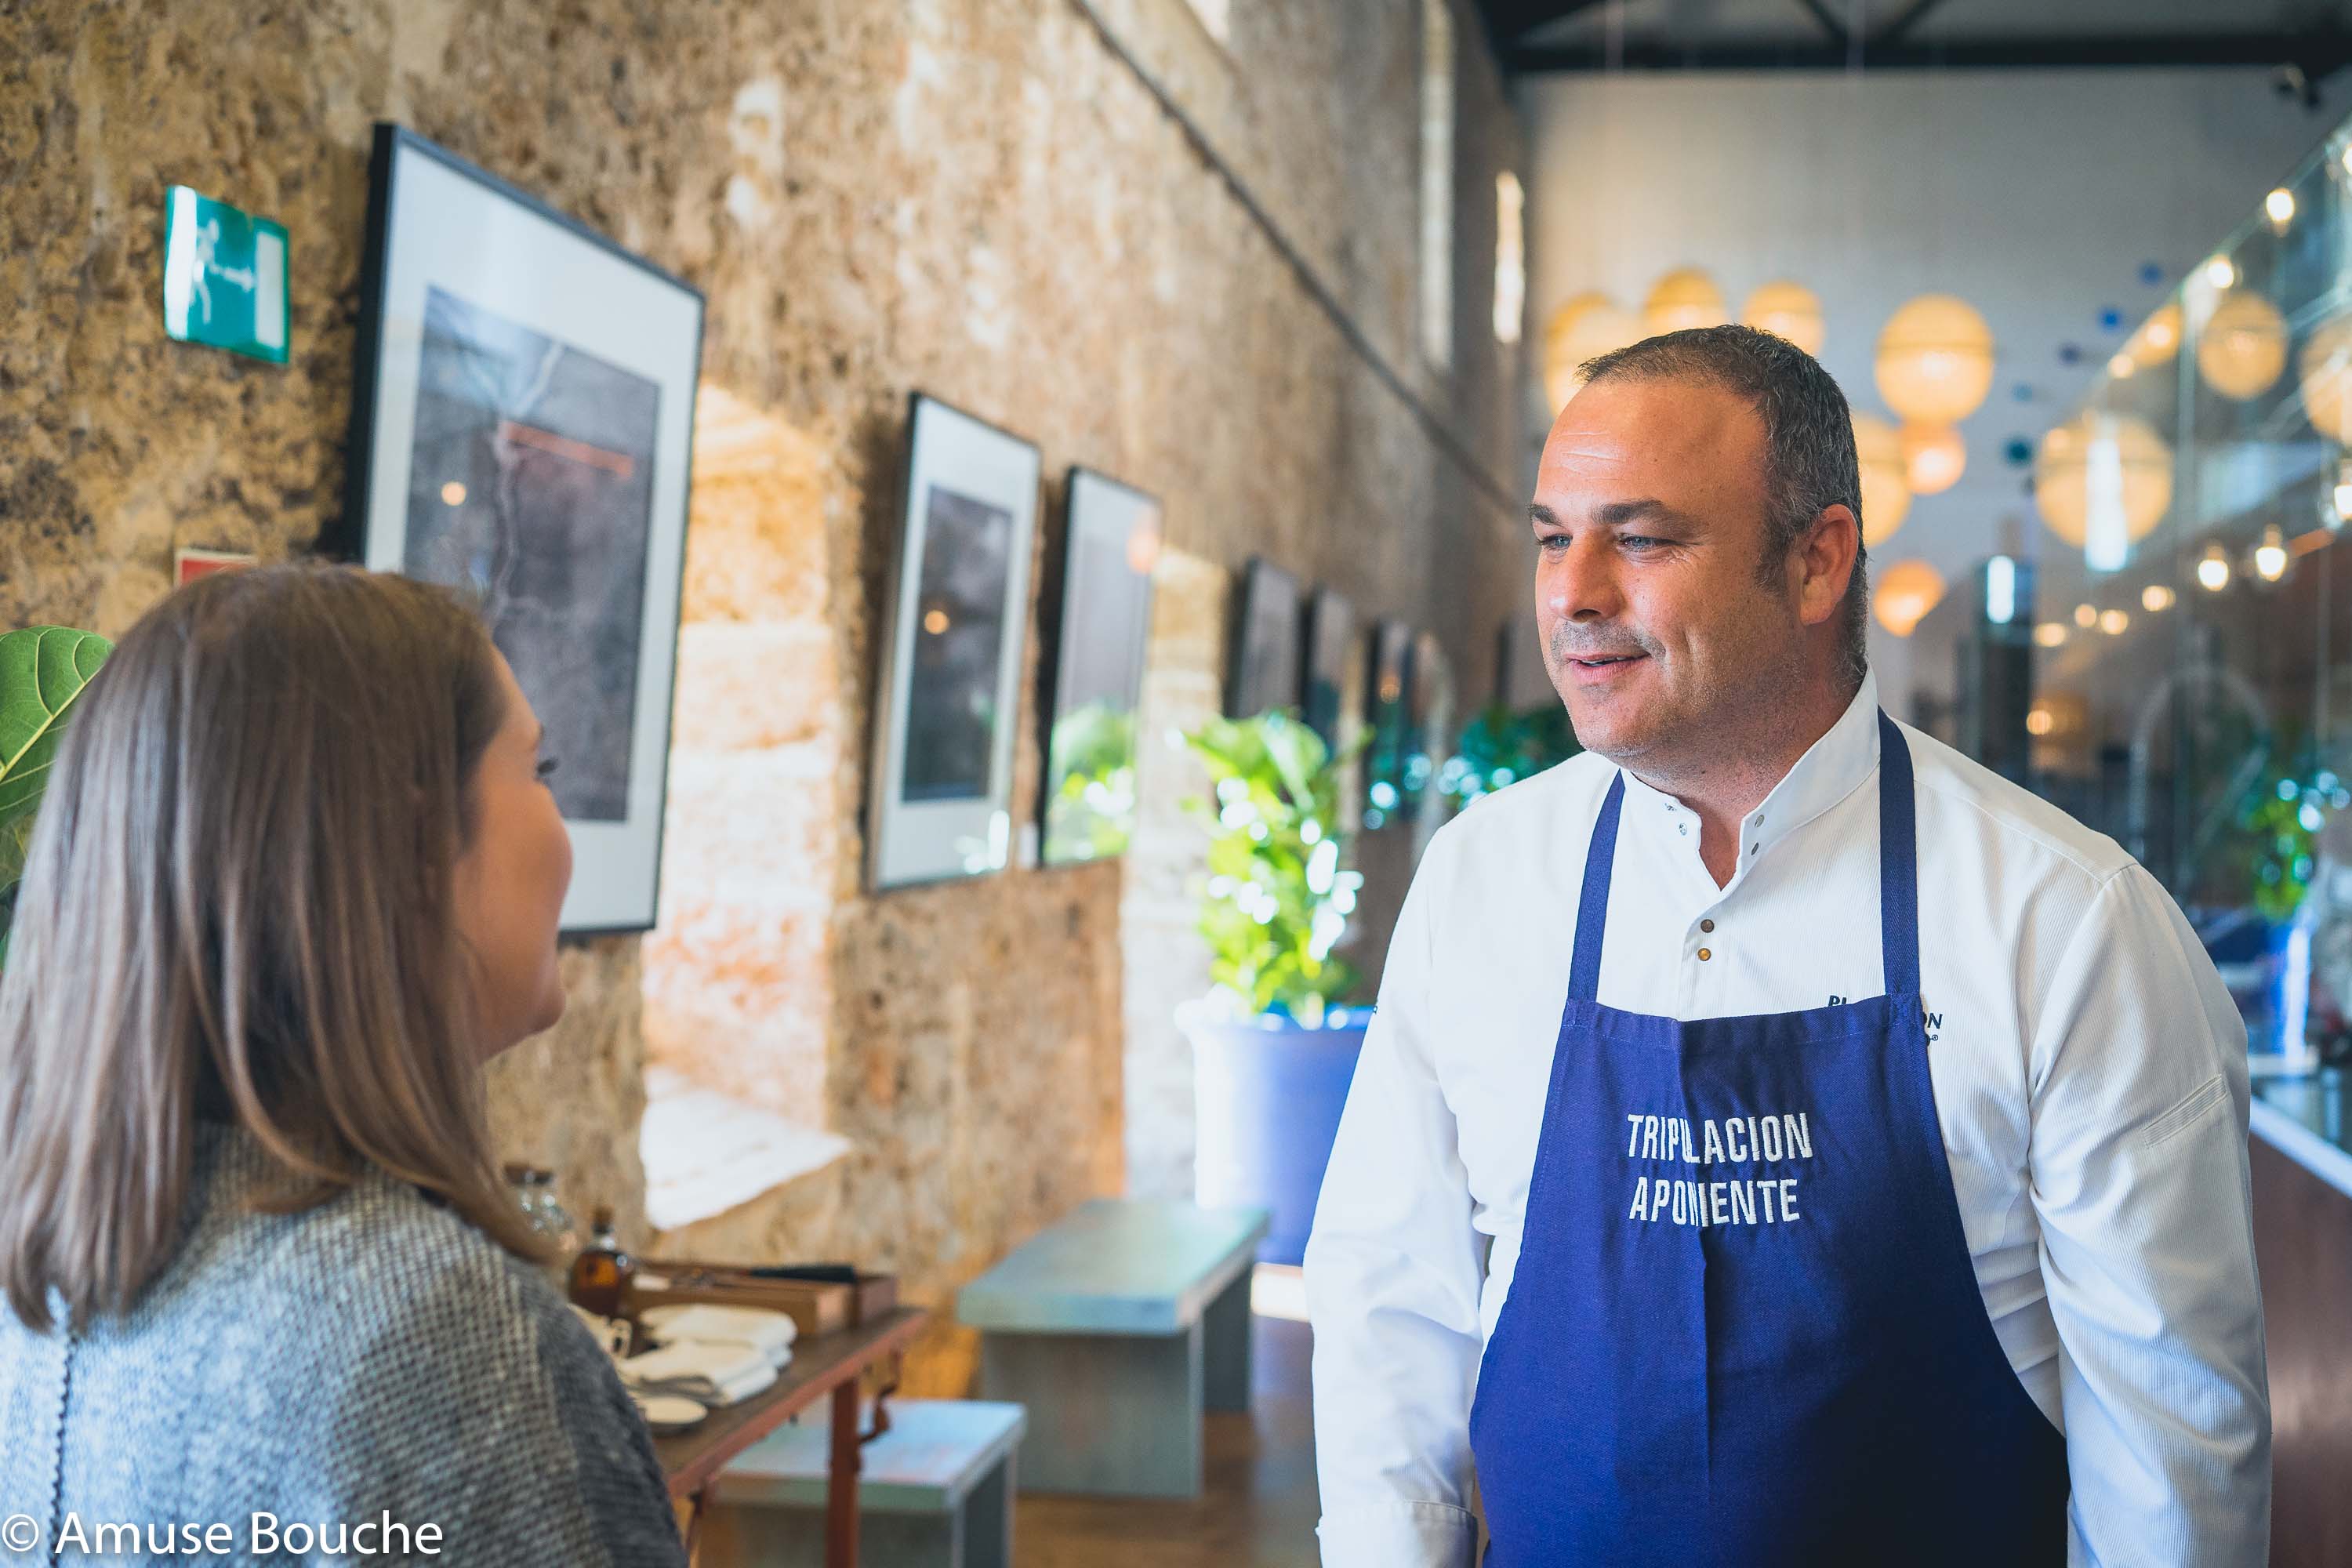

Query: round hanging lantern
[[1543, 292, 1642, 412], [2129, 300, 2183, 366], [1875, 294, 1996, 425], [1898, 423, 1966, 495], [2195, 289, 2288, 401], [1544, 292, 1611, 364], [1740, 279, 1825, 354], [2034, 411, 2173, 554], [1872, 560, 1946, 637], [2298, 311, 2352, 441], [1852, 413, 1912, 547], [1642, 268, 1726, 336]]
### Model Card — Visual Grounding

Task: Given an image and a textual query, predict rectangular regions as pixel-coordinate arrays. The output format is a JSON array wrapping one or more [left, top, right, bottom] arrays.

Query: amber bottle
[[568, 1205, 635, 1319]]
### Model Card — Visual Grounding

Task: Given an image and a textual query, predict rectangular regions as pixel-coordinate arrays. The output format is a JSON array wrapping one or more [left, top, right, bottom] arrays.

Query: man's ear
[[1794, 504, 1860, 630]]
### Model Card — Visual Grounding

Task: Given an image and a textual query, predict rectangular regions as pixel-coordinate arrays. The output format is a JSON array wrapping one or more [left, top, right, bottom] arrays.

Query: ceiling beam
[[1790, 0, 1850, 49], [1480, 0, 1614, 49], [1871, 0, 1949, 47], [1508, 30, 2352, 75]]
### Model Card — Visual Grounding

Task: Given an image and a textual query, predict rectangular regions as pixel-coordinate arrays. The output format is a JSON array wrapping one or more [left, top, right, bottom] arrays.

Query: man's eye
[[1537, 534, 1569, 550], [1621, 535, 1664, 551], [535, 756, 562, 781]]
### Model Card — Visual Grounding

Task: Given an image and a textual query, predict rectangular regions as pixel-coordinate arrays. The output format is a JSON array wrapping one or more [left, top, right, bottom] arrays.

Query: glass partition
[[1980, 120, 2352, 1073]]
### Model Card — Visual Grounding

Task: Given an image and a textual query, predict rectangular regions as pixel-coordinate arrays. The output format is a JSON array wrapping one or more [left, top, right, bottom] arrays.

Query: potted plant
[[0, 626, 114, 966], [1436, 699, 1581, 813], [2199, 760, 2345, 1077], [1178, 710, 1368, 1265]]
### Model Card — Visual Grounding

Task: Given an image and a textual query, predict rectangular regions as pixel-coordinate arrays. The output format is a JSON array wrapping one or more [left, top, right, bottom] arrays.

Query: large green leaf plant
[[0, 626, 114, 965], [1184, 710, 1365, 1026]]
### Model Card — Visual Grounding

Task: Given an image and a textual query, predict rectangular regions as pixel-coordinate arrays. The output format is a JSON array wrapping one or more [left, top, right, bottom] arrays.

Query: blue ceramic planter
[[1185, 1005, 1369, 1266]]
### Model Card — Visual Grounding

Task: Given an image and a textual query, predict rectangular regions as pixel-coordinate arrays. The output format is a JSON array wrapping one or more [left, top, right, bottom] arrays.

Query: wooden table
[[657, 1305, 931, 1567]]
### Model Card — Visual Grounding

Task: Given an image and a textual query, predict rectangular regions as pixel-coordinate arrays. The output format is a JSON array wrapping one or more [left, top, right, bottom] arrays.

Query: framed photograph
[[1363, 619, 1417, 828], [339, 124, 704, 935], [1302, 586, 1355, 751], [1497, 609, 1554, 711], [1038, 469, 1162, 867], [1406, 628, 1453, 828], [868, 395, 1042, 891], [1226, 557, 1302, 719]]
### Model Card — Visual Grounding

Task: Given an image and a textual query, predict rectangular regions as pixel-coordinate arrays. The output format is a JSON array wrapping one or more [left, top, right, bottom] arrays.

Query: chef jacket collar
[[1613, 670, 1883, 886]]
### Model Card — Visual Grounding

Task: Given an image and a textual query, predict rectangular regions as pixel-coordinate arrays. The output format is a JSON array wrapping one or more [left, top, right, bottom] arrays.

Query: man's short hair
[[1578, 324, 1869, 687]]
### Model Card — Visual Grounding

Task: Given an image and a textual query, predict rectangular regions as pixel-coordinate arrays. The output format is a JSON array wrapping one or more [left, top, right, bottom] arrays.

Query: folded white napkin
[[637, 1304, 799, 1367], [620, 1341, 779, 1406]]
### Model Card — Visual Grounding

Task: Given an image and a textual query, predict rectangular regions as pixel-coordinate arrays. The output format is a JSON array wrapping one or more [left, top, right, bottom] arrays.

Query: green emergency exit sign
[[162, 185, 288, 365]]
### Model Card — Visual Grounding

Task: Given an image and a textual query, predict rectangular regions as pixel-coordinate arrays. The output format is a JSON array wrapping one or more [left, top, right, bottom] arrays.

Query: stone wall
[[1, 0, 1528, 1392]]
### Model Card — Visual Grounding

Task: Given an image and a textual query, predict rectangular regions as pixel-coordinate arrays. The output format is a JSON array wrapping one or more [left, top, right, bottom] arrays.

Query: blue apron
[[1468, 714, 2068, 1566]]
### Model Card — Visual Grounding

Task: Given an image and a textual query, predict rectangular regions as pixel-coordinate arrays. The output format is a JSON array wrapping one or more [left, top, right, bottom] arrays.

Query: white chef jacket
[[1304, 672, 2270, 1568]]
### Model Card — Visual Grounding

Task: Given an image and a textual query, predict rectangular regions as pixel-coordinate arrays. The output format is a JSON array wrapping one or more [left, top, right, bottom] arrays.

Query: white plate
[[632, 1392, 708, 1434]]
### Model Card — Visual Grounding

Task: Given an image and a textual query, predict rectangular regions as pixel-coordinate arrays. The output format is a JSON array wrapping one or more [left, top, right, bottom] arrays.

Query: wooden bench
[[700, 1398, 1027, 1568], [956, 1199, 1269, 1497]]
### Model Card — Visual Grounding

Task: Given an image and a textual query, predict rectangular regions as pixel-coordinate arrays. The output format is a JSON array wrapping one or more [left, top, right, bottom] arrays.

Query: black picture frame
[[1303, 586, 1355, 751], [1036, 467, 1162, 867], [1364, 618, 1417, 827], [866, 394, 1042, 891], [339, 123, 706, 936], [1226, 557, 1303, 719], [1497, 608, 1553, 711]]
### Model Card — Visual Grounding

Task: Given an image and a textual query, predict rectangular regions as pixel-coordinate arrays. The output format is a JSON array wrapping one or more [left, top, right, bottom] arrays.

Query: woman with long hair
[[0, 565, 684, 1565]]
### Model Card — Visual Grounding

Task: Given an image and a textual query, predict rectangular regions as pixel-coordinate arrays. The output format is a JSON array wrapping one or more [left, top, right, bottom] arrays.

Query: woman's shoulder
[[138, 1128, 578, 1383]]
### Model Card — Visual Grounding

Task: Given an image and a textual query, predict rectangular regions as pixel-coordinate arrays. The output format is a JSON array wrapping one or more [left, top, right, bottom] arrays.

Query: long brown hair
[[0, 564, 544, 1330]]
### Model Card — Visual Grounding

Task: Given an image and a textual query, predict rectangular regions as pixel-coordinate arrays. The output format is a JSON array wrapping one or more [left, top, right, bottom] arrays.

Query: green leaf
[[0, 809, 30, 894], [0, 626, 113, 823]]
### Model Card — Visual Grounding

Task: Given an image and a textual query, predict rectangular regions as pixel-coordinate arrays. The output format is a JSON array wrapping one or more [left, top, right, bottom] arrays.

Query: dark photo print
[[902, 485, 1014, 804], [401, 286, 660, 822]]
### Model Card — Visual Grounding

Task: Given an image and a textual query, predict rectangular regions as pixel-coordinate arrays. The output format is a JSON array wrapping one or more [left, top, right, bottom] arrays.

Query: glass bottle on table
[[568, 1205, 634, 1319], [530, 1171, 583, 1291]]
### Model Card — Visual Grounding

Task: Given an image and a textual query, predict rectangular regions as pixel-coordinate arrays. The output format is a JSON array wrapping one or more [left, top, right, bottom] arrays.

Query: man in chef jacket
[[1304, 325, 2270, 1567]]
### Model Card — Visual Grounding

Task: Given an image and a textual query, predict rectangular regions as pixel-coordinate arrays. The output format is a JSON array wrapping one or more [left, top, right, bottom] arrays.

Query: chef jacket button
[[1700, 919, 1715, 932], [1697, 947, 1712, 961]]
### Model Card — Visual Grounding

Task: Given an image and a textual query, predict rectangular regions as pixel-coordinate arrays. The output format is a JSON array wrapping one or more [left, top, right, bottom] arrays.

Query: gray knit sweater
[[0, 1123, 686, 1566]]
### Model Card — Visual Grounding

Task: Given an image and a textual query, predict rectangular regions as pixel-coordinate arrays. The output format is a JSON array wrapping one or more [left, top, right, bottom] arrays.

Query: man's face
[[1530, 376, 1808, 768]]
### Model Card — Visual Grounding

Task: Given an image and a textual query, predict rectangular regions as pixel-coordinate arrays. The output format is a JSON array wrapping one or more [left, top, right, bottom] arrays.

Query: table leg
[[675, 1488, 705, 1566], [981, 1327, 1205, 1497], [826, 1378, 862, 1568], [1202, 1268, 1254, 1413]]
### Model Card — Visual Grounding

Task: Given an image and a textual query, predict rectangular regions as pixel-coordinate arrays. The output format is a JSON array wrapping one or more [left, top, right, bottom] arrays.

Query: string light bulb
[[2267, 188, 2297, 230], [2099, 608, 2130, 635], [2256, 524, 2289, 582], [1899, 423, 1966, 495], [2141, 583, 2176, 612], [2198, 544, 2231, 591], [2033, 622, 2067, 648]]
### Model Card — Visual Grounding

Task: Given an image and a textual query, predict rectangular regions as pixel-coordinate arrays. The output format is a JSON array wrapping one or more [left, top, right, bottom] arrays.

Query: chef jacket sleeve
[[2026, 863, 2270, 1567], [1305, 833, 1484, 1568]]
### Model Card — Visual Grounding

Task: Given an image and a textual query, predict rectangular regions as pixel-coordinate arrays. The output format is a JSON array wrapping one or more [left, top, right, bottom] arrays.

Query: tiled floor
[[1014, 1268, 1322, 1567]]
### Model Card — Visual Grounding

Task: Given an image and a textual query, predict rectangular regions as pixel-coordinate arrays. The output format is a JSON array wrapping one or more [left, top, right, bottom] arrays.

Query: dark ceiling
[[1476, 0, 2352, 85]]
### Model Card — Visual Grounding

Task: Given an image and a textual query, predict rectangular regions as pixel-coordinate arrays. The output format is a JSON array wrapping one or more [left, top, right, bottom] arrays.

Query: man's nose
[[1543, 532, 1621, 623]]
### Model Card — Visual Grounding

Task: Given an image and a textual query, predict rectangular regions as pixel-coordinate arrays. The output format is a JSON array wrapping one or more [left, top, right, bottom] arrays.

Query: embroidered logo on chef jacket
[[1831, 993, 1941, 1044], [1622, 1110, 1814, 1227]]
